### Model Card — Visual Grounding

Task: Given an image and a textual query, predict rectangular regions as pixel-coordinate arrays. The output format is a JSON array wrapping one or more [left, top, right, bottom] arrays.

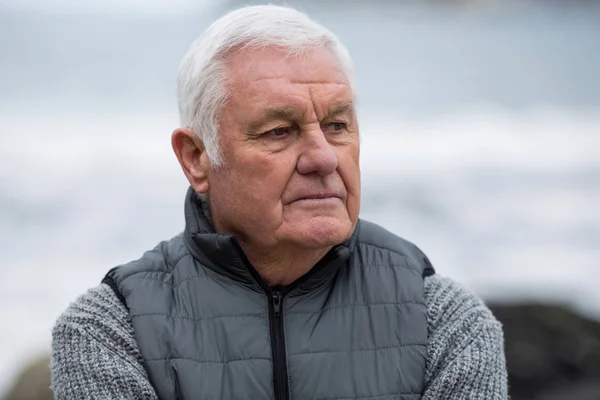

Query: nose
[[296, 127, 338, 176]]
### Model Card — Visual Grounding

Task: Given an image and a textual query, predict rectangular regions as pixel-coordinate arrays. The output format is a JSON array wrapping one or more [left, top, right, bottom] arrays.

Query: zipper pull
[[272, 291, 282, 317]]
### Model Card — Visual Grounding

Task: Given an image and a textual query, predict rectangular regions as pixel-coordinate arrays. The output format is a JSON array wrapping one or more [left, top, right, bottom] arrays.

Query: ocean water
[[1, 1, 599, 393]]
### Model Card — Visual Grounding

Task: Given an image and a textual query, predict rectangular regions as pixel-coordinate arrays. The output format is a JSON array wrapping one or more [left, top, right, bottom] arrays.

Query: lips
[[288, 192, 345, 205], [295, 193, 340, 201]]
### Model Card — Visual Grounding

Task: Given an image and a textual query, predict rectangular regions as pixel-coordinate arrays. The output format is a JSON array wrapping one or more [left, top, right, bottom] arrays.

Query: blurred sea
[[1, 0, 599, 392]]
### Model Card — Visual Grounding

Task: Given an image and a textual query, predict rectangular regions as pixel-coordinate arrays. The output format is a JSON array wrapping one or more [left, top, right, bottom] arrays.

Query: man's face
[[206, 45, 360, 251]]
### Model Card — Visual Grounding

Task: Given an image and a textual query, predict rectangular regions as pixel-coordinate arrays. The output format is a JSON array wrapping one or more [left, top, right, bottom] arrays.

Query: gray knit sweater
[[50, 274, 508, 399]]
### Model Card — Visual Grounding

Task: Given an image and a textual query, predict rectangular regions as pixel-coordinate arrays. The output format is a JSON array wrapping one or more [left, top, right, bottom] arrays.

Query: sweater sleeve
[[51, 283, 159, 400], [421, 275, 509, 400]]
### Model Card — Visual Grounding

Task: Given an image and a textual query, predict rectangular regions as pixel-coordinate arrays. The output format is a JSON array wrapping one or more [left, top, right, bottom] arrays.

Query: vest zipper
[[270, 290, 289, 400], [230, 237, 319, 400]]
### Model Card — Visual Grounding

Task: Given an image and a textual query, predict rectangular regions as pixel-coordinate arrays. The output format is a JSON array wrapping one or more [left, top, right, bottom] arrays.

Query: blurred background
[[1, 0, 599, 399]]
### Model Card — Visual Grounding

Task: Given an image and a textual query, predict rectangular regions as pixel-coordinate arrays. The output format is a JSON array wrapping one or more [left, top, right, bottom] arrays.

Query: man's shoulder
[[356, 219, 435, 275], [104, 233, 188, 285], [53, 283, 130, 334], [424, 274, 501, 333]]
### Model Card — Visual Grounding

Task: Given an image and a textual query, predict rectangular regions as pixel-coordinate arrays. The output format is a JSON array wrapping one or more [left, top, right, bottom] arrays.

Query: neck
[[201, 195, 332, 286], [239, 241, 332, 287]]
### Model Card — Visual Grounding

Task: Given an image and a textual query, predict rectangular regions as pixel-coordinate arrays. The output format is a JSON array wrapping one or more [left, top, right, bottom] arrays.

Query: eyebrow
[[247, 102, 354, 133], [326, 102, 353, 118], [263, 102, 353, 121], [245, 107, 298, 133], [264, 107, 298, 120]]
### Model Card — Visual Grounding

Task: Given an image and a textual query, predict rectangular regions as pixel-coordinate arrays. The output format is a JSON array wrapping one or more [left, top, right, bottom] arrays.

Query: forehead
[[224, 45, 352, 108]]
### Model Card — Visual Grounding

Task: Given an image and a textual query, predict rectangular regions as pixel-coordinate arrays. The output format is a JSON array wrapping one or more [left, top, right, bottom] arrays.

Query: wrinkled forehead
[[225, 45, 351, 92], [222, 45, 353, 115]]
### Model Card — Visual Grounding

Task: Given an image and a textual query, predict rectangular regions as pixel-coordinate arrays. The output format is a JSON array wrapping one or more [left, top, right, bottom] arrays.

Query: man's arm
[[51, 284, 158, 399], [422, 275, 508, 399]]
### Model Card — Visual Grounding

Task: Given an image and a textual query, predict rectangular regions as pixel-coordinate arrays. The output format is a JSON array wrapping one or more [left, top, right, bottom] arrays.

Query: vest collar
[[182, 186, 359, 294]]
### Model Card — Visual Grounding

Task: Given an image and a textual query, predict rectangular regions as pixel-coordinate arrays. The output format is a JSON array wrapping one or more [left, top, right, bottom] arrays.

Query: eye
[[264, 126, 296, 138], [323, 122, 347, 133]]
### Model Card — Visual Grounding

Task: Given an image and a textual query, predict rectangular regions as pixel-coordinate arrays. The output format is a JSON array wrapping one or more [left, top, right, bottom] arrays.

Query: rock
[[488, 302, 600, 400], [2, 354, 52, 400]]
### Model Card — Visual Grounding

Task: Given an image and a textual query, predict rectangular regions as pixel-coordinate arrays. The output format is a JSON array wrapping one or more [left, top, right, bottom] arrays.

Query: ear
[[171, 127, 211, 193]]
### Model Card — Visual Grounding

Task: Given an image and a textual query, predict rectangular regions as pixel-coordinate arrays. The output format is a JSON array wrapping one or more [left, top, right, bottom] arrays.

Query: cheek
[[337, 146, 361, 192], [236, 151, 298, 204], [337, 148, 361, 217], [261, 157, 292, 187]]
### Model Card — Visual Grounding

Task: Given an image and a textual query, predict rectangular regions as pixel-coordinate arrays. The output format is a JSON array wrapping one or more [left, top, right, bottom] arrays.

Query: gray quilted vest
[[104, 188, 435, 400]]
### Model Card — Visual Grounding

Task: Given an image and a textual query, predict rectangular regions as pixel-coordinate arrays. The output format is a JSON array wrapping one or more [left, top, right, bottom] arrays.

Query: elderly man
[[51, 5, 508, 400]]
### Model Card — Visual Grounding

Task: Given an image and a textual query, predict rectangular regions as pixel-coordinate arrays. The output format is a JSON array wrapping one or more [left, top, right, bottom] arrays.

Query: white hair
[[176, 4, 355, 167]]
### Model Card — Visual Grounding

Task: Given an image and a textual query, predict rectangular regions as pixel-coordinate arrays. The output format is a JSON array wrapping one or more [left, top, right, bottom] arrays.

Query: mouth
[[291, 193, 343, 203]]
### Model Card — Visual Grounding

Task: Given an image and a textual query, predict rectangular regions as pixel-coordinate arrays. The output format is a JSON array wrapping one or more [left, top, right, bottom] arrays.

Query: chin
[[294, 217, 353, 249]]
